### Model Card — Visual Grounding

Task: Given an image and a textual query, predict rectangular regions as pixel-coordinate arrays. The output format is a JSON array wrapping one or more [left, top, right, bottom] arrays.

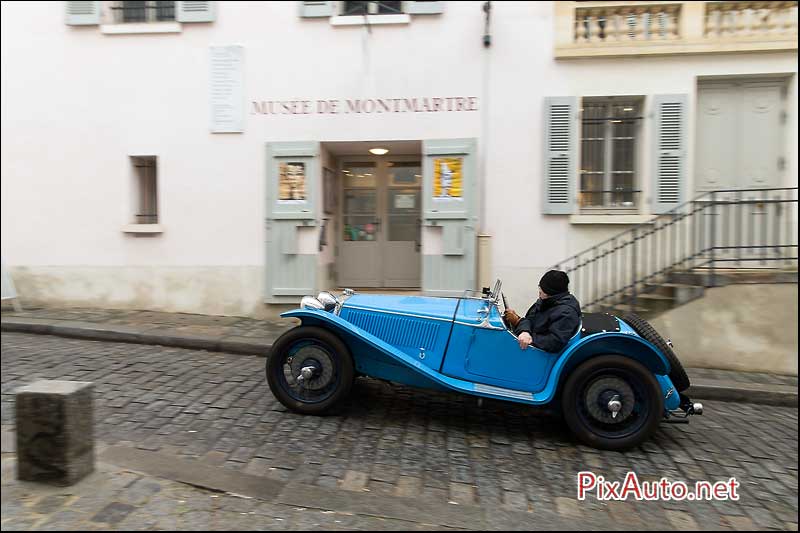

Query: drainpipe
[[478, 1, 492, 288]]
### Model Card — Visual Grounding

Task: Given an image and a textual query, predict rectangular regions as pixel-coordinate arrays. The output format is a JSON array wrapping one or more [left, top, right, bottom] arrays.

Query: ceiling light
[[369, 147, 389, 155]]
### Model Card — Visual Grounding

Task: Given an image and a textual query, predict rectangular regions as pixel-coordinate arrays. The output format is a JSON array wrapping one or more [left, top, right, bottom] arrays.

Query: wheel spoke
[[274, 340, 340, 404]]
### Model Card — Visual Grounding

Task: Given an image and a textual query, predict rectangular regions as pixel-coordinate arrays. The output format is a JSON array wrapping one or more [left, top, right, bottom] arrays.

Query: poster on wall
[[210, 45, 244, 133], [433, 157, 463, 200], [278, 162, 307, 202]]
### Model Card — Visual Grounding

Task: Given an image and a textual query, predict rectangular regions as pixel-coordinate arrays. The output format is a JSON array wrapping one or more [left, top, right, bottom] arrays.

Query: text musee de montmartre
[[251, 97, 479, 115]]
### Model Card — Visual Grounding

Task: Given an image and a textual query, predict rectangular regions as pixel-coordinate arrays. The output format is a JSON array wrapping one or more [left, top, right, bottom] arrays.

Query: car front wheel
[[562, 355, 663, 451], [266, 326, 355, 415]]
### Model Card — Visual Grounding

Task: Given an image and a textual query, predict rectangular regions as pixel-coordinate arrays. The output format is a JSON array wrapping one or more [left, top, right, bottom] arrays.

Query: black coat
[[514, 292, 581, 353]]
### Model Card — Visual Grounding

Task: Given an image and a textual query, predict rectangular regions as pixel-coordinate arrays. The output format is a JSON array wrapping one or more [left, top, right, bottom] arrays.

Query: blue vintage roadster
[[266, 280, 702, 450]]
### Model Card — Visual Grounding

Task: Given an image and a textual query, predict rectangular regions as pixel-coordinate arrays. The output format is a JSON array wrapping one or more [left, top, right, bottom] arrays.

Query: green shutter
[[652, 94, 687, 214], [407, 1, 444, 14], [65, 1, 100, 25], [422, 138, 477, 296], [265, 142, 320, 302], [542, 97, 577, 214], [299, 1, 335, 17], [176, 1, 216, 22]]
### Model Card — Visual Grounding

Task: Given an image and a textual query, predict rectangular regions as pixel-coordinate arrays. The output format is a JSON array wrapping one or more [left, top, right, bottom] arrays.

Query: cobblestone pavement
[[2, 333, 798, 530]]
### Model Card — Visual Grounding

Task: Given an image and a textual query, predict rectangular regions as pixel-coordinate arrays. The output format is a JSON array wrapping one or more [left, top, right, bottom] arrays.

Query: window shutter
[[65, 1, 100, 25], [542, 97, 577, 214], [176, 1, 216, 22], [299, 1, 335, 17], [652, 94, 687, 214], [407, 1, 444, 14]]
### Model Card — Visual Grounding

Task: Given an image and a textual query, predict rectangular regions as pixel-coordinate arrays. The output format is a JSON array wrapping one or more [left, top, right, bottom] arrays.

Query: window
[[112, 1, 175, 23], [342, 1, 403, 15], [132, 156, 159, 224], [579, 97, 643, 211]]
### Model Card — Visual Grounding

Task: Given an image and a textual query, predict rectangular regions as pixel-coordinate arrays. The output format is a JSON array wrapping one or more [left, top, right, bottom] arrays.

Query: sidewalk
[[1, 305, 797, 406]]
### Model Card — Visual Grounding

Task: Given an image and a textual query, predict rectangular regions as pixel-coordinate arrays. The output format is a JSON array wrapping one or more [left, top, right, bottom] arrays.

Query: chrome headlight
[[317, 291, 338, 311], [300, 295, 325, 310]]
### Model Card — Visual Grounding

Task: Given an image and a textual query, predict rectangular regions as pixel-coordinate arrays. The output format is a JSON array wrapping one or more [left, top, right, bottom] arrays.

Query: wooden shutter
[[542, 97, 577, 214], [65, 1, 100, 25], [299, 1, 335, 17], [407, 1, 444, 14], [176, 1, 216, 22], [652, 94, 687, 214]]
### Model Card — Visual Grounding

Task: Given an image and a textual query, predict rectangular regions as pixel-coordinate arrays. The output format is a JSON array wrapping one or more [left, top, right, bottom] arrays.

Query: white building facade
[[1, 1, 797, 317]]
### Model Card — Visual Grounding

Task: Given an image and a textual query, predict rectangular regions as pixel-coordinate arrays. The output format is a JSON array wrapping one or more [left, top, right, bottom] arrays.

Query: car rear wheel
[[562, 355, 663, 451], [266, 326, 355, 415]]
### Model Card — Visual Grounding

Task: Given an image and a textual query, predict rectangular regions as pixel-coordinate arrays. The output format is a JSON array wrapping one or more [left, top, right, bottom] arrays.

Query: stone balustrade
[[574, 3, 682, 43], [555, 1, 798, 58]]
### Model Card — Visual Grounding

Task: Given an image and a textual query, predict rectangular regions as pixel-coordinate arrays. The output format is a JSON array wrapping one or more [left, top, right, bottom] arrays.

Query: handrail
[[550, 187, 798, 312], [553, 187, 797, 268]]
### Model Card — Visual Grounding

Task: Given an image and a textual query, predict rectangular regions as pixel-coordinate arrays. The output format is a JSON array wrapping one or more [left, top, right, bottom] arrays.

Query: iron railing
[[551, 187, 798, 312], [135, 213, 158, 224], [342, 1, 403, 15], [579, 189, 642, 210]]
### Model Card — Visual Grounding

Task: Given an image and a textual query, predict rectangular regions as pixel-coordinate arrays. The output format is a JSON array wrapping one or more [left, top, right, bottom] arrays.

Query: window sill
[[570, 214, 655, 225], [330, 14, 410, 26], [101, 22, 182, 34], [122, 224, 164, 234]]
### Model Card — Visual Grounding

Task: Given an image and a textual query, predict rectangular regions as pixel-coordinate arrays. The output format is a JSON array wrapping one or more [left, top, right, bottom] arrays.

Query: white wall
[[1, 1, 797, 315]]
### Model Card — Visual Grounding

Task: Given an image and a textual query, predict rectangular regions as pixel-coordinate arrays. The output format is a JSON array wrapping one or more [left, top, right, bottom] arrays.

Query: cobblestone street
[[2, 332, 798, 530]]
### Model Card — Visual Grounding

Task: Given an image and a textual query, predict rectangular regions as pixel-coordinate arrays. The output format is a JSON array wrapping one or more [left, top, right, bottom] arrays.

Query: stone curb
[[3, 317, 796, 406], [687, 380, 798, 407], [1, 317, 272, 356]]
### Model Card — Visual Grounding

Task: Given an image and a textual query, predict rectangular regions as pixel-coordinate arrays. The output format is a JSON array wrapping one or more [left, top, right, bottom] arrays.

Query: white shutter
[[299, 1, 335, 17], [176, 1, 216, 22], [652, 94, 687, 214], [542, 97, 577, 214], [65, 1, 100, 25], [407, 1, 444, 14]]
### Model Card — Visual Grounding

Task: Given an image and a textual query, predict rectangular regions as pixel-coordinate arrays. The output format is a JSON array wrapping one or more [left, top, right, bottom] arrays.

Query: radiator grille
[[346, 310, 440, 349]]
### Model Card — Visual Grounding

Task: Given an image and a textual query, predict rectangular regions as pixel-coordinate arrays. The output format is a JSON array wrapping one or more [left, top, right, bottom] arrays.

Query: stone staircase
[[551, 187, 798, 319], [600, 268, 798, 319]]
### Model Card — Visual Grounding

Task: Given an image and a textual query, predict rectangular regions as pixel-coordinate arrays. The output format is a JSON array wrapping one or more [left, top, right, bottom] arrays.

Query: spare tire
[[622, 313, 690, 392]]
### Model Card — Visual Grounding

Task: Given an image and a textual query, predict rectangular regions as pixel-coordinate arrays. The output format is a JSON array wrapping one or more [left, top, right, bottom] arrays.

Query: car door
[[440, 299, 560, 393]]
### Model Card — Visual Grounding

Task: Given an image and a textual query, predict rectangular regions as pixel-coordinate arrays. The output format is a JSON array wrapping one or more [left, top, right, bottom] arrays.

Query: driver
[[504, 270, 581, 352]]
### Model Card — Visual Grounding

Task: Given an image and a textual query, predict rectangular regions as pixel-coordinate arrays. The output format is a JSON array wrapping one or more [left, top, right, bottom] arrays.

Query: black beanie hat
[[539, 270, 569, 296]]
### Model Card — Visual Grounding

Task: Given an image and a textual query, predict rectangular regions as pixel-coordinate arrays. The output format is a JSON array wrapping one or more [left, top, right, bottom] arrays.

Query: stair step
[[633, 293, 675, 301], [605, 303, 650, 313], [620, 290, 676, 301], [643, 282, 703, 289]]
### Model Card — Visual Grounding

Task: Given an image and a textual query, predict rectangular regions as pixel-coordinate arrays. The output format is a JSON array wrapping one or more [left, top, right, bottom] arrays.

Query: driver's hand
[[518, 331, 533, 350]]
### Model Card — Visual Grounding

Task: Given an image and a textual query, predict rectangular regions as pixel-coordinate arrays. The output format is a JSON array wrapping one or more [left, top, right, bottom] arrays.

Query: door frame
[[336, 154, 423, 288]]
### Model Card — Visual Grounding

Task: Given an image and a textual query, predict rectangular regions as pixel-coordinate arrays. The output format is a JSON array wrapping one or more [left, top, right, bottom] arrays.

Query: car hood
[[341, 294, 458, 322]]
